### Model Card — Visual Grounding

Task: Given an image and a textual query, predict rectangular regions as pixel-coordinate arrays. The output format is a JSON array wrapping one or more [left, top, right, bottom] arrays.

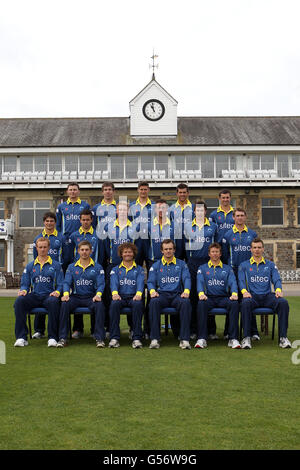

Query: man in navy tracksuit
[[222, 207, 260, 339], [209, 189, 235, 255], [68, 208, 104, 338], [56, 183, 90, 273], [238, 238, 291, 349], [169, 183, 195, 261], [32, 211, 66, 339], [109, 242, 145, 349], [14, 237, 63, 348], [196, 242, 241, 349], [128, 181, 153, 268], [57, 240, 106, 348], [147, 239, 192, 349], [184, 200, 217, 337]]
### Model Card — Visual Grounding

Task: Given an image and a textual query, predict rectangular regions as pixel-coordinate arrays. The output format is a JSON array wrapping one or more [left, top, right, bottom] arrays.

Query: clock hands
[[151, 102, 155, 113]]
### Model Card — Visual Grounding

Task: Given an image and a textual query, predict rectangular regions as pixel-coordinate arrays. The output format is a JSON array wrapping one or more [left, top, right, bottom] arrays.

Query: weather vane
[[149, 50, 159, 79]]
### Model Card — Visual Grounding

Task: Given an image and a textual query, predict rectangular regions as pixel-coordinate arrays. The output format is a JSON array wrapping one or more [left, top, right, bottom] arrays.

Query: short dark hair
[[102, 182, 115, 190], [161, 239, 176, 250], [80, 209, 93, 219], [195, 200, 207, 211], [208, 242, 222, 254], [155, 198, 168, 205], [78, 240, 92, 250], [43, 211, 57, 222], [251, 238, 264, 247], [36, 237, 50, 248], [118, 242, 138, 259], [219, 189, 231, 197], [138, 181, 150, 189], [233, 207, 246, 217], [67, 182, 80, 190], [176, 183, 189, 192]]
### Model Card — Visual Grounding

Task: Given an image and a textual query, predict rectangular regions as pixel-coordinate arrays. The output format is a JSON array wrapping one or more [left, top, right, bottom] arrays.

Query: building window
[[125, 156, 139, 179], [262, 198, 283, 225], [215, 155, 236, 178], [35, 156, 48, 172], [20, 156, 33, 172], [296, 244, 300, 269], [0, 241, 5, 267], [141, 155, 154, 172], [201, 155, 214, 178], [0, 201, 4, 219], [205, 198, 219, 217], [94, 155, 108, 172], [49, 156, 62, 172], [155, 155, 168, 173], [111, 156, 124, 179], [65, 155, 78, 172], [292, 154, 300, 171], [19, 200, 51, 228], [79, 155, 93, 171], [277, 154, 289, 178], [251, 154, 275, 170], [27, 244, 34, 264], [4, 156, 17, 173]]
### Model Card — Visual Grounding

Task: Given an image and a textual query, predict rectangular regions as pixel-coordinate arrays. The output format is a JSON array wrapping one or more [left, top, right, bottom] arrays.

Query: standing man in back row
[[56, 183, 90, 273]]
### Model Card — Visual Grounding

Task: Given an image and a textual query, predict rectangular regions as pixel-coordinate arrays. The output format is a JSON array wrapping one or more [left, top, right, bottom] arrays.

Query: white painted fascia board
[[129, 80, 178, 106], [1, 145, 300, 155]]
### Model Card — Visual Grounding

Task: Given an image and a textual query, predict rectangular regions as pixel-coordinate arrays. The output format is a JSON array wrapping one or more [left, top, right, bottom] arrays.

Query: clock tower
[[129, 74, 178, 136]]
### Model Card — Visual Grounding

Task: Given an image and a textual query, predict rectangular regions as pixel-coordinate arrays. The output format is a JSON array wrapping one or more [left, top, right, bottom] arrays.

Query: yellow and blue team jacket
[[147, 217, 175, 262], [238, 257, 283, 296], [222, 225, 257, 268], [20, 256, 64, 297], [104, 220, 137, 266], [209, 206, 235, 243], [110, 261, 145, 298], [169, 200, 195, 259], [63, 258, 105, 297], [68, 226, 102, 264], [128, 198, 153, 239], [147, 256, 191, 295], [185, 218, 217, 261], [197, 260, 238, 297], [92, 199, 117, 232], [33, 229, 66, 264], [56, 198, 90, 236]]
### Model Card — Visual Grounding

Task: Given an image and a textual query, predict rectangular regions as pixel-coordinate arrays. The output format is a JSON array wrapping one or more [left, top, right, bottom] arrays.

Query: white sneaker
[[194, 339, 207, 349], [14, 338, 28, 347], [32, 332, 44, 339], [179, 340, 191, 350], [132, 340, 143, 349], [241, 337, 252, 349], [279, 337, 292, 349], [228, 339, 241, 349], [96, 340, 105, 348], [149, 339, 160, 349], [208, 334, 219, 341], [252, 335, 261, 341], [48, 339, 58, 347], [109, 339, 120, 348], [72, 331, 83, 339]]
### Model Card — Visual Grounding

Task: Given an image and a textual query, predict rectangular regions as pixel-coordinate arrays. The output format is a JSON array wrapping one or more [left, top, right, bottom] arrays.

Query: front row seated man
[[147, 239, 192, 350], [14, 237, 63, 347], [238, 238, 291, 349], [108, 242, 145, 349], [57, 241, 106, 348], [196, 242, 241, 349]]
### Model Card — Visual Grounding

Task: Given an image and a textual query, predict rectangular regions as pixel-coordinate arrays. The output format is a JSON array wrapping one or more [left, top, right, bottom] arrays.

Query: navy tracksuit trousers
[[109, 298, 144, 341], [14, 293, 60, 341], [241, 293, 289, 338], [197, 296, 239, 340], [59, 295, 106, 341], [149, 292, 191, 341]]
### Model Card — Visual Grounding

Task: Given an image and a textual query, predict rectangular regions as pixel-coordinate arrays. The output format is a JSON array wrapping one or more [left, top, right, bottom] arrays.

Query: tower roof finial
[[150, 50, 159, 80]]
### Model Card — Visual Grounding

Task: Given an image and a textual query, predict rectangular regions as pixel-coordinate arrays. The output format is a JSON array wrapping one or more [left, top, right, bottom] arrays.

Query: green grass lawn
[[0, 297, 300, 450]]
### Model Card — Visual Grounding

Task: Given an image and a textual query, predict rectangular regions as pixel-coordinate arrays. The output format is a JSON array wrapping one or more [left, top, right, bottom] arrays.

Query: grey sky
[[0, 0, 300, 118]]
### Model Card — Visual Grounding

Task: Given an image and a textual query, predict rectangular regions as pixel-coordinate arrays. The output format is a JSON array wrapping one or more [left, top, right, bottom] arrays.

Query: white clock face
[[142, 99, 165, 121]]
